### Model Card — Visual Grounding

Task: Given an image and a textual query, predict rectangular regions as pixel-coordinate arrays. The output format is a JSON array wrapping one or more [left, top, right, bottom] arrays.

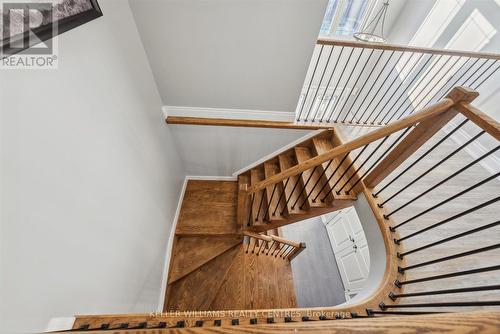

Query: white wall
[[387, 0, 500, 121], [129, 0, 329, 112], [0, 1, 184, 333], [169, 125, 312, 176]]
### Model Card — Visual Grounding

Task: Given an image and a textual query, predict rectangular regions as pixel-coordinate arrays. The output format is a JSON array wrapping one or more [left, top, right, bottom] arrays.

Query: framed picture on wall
[[1, 0, 102, 56]]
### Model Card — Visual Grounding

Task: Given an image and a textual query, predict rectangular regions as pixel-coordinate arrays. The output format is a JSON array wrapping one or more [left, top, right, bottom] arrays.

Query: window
[[320, 0, 374, 37]]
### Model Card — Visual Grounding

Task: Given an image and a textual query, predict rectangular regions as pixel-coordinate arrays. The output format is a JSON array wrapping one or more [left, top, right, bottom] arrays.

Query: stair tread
[[210, 244, 297, 310], [209, 247, 246, 310], [168, 236, 242, 284], [166, 245, 240, 311], [175, 180, 240, 235]]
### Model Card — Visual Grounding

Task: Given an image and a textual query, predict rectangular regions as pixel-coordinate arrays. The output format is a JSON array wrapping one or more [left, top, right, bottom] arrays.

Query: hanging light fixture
[[354, 0, 390, 43]]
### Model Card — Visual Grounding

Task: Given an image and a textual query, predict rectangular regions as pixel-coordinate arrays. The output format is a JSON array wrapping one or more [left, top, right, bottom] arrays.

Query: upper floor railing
[[296, 38, 500, 125]]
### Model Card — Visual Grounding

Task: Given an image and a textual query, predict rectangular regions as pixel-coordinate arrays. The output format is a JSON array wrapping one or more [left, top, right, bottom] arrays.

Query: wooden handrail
[[318, 38, 500, 60], [243, 231, 302, 249], [243, 231, 273, 242], [455, 101, 500, 141], [246, 87, 478, 194]]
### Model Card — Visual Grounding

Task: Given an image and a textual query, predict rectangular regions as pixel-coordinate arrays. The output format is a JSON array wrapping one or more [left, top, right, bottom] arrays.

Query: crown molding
[[162, 105, 296, 122]]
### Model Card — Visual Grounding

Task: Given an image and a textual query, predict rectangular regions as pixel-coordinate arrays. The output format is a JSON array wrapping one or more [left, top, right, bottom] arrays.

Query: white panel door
[[325, 207, 370, 294], [325, 213, 354, 253]]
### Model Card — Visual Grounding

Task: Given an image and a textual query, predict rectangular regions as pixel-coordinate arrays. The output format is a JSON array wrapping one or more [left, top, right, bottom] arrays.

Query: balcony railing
[[296, 38, 500, 125]]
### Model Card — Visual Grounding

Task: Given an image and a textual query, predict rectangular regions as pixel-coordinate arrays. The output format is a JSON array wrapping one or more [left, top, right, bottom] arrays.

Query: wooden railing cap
[[446, 86, 479, 104]]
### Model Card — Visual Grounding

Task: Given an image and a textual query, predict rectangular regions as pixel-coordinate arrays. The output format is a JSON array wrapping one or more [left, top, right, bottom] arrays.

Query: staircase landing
[[165, 180, 297, 311]]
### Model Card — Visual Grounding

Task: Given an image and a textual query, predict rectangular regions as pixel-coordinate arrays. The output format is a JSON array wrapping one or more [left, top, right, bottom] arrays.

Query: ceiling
[[129, 0, 329, 112]]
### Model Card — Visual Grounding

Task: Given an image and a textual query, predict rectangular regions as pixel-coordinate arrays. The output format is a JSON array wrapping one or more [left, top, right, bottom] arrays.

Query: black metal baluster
[[388, 55, 454, 122], [322, 48, 355, 122], [299, 159, 334, 209], [282, 246, 296, 259], [313, 153, 350, 202], [390, 285, 500, 300], [345, 127, 413, 194], [291, 166, 318, 209], [377, 55, 452, 124], [463, 58, 496, 88], [251, 238, 258, 254], [398, 243, 500, 273], [255, 189, 266, 222], [345, 49, 385, 123], [272, 178, 290, 216], [297, 45, 324, 121], [266, 240, 276, 255], [396, 56, 471, 119], [274, 243, 285, 256], [337, 137, 391, 194], [371, 53, 429, 124], [380, 301, 500, 309], [281, 173, 304, 215], [330, 48, 366, 122], [361, 52, 412, 124], [353, 51, 398, 123], [263, 183, 277, 221], [399, 220, 500, 258], [473, 60, 500, 90], [338, 49, 375, 122], [321, 146, 370, 201], [247, 193, 255, 226], [304, 46, 335, 121], [380, 130, 485, 209], [256, 239, 266, 255], [315, 47, 345, 121], [278, 244, 291, 257], [409, 57, 488, 117], [396, 265, 500, 287], [394, 195, 500, 239], [385, 145, 499, 218], [373, 119, 469, 197], [388, 170, 500, 227]]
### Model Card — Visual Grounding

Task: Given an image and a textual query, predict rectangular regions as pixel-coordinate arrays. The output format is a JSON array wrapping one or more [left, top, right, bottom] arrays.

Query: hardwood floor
[[165, 180, 297, 312]]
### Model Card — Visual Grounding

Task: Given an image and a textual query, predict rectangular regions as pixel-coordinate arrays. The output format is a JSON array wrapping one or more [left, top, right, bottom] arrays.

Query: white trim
[[163, 106, 296, 122], [186, 175, 237, 181], [232, 129, 324, 176], [157, 177, 188, 311], [45, 317, 76, 332]]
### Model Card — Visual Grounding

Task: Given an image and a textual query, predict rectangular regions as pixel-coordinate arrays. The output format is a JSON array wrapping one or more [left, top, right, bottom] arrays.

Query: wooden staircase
[[164, 180, 299, 312], [238, 129, 357, 232], [69, 87, 500, 332]]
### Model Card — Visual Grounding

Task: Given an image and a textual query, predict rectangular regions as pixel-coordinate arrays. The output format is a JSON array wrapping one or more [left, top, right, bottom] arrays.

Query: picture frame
[[1, 0, 102, 56]]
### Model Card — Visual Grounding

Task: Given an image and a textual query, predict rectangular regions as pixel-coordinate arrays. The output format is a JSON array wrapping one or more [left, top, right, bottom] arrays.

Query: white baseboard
[[157, 177, 188, 311], [162, 105, 296, 122], [186, 175, 237, 181], [45, 317, 76, 332]]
